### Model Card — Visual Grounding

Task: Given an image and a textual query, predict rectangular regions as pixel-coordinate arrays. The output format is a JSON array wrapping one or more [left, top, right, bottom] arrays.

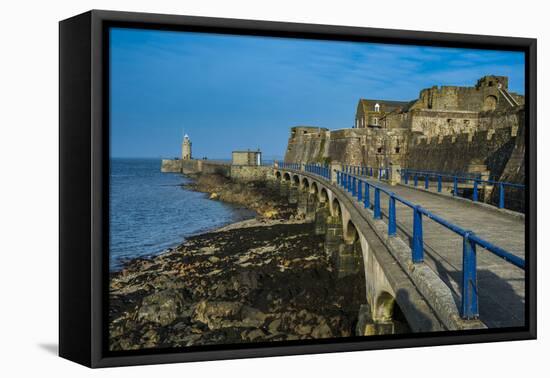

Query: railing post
[[364, 183, 370, 209], [337, 171, 341, 186], [414, 174, 418, 187], [370, 167, 373, 177], [437, 175, 442, 192], [374, 188, 381, 219], [499, 183, 505, 209], [425, 175, 429, 189], [358, 180, 363, 201], [453, 177, 458, 196], [352, 176, 357, 197], [461, 232, 479, 319], [388, 194, 396, 236], [404, 173, 409, 185], [473, 180, 479, 202], [412, 206, 424, 263]]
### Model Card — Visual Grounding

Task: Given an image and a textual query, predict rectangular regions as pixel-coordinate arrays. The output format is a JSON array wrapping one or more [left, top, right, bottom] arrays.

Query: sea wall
[[163, 158, 271, 182], [230, 165, 273, 181], [161, 159, 182, 173]]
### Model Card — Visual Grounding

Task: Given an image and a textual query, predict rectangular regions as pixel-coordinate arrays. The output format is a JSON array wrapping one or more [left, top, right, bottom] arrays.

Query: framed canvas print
[[59, 10, 536, 368]]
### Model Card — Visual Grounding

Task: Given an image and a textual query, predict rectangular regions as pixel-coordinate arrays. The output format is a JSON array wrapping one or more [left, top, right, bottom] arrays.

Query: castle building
[[182, 134, 192, 160], [284, 75, 525, 187], [355, 99, 412, 129]]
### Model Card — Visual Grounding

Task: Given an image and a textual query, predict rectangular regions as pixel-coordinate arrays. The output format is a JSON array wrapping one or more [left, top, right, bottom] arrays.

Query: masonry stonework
[[283, 76, 525, 185]]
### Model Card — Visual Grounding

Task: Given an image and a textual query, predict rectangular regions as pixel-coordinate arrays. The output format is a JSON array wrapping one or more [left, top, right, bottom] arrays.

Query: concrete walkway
[[350, 177, 525, 328]]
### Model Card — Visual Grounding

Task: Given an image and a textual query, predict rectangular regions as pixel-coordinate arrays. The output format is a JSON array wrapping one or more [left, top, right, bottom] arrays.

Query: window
[[374, 103, 380, 112], [395, 147, 400, 153], [377, 147, 382, 153], [373, 117, 378, 126]]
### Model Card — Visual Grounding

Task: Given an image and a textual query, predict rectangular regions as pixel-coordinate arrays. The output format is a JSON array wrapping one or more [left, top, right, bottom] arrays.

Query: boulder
[[193, 300, 242, 330], [311, 321, 332, 339], [136, 289, 184, 326], [268, 318, 282, 334], [239, 306, 267, 328]]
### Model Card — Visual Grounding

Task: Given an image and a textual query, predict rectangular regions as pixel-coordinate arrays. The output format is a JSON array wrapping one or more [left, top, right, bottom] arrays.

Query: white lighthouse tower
[[182, 134, 192, 160]]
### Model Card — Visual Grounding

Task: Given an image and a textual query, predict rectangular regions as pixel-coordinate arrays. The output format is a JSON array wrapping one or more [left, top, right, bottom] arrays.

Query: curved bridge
[[273, 165, 525, 335]]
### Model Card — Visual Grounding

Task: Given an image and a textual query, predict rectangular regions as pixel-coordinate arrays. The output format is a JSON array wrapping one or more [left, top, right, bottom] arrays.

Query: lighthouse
[[182, 134, 192, 160]]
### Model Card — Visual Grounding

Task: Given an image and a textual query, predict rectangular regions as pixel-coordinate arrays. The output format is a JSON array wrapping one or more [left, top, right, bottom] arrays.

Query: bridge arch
[[319, 187, 329, 204], [331, 197, 342, 218], [275, 171, 282, 180], [344, 220, 359, 245], [311, 181, 319, 196], [301, 177, 310, 190], [283, 172, 291, 181], [374, 291, 396, 322], [292, 174, 300, 186]]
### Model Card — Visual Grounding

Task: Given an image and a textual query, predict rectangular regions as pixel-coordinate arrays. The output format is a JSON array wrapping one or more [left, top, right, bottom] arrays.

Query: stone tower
[[182, 134, 192, 160]]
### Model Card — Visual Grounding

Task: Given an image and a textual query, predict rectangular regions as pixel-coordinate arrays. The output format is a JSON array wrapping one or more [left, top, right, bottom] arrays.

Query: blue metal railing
[[342, 164, 390, 180], [305, 163, 332, 180], [278, 162, 300, 170], [400, 169, 525, 211], [337, 170, 524, 319], [276, 161, 525, 320], [276, 162, 332, 180]]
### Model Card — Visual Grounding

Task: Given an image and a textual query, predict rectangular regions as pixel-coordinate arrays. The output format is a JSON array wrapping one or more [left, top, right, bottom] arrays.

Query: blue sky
[[110, 28, 525, 159]]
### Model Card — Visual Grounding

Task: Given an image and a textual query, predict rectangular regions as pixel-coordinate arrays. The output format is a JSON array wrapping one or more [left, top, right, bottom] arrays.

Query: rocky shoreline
[[109, 173, 365, 351]]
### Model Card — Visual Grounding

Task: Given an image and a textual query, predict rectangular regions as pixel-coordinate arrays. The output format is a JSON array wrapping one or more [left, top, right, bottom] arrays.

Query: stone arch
[[275, 171, 282, 180], [311, 182, 319, 195], [301, 177, 310, 190], [319, 187, 329, 204], [483, 95, 498, 111], [283, 172, 291, 181], [331, 197, 342, 218], [374, 291, 396, 322], [344, 220, 359, 245], [292, 174, 300, 186]]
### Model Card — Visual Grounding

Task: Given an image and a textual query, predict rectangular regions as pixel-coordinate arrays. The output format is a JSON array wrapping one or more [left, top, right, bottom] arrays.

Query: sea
[[109, 158, 255, 272]]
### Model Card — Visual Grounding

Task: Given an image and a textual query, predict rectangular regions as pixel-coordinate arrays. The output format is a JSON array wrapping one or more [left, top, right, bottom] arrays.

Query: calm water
[[109, 158, 255, 271]]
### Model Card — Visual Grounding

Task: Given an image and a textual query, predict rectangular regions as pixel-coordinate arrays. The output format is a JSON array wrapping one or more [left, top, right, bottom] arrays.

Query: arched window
[[374, 103, 380, 112], [373, 117, 378, 126]]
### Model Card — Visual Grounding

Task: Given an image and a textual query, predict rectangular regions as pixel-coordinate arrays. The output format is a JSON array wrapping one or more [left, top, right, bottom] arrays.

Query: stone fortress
[[284, 75, 525, 187]]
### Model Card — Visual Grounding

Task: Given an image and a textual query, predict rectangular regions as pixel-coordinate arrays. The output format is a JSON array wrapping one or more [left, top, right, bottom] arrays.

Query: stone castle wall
[[283, 108, 524, 182], [405, 127, 517, 177]]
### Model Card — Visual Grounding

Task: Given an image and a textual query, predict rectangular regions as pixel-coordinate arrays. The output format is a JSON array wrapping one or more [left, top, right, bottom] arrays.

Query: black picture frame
[[59, 9, 537, 368]]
